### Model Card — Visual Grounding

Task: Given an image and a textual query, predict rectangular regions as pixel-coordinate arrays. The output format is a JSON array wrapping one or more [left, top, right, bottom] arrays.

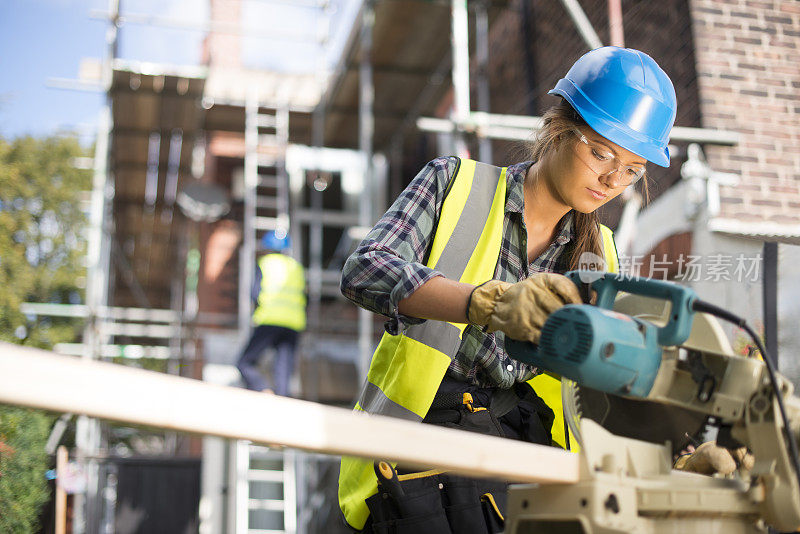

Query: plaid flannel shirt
[[340, 156, 575, 388]]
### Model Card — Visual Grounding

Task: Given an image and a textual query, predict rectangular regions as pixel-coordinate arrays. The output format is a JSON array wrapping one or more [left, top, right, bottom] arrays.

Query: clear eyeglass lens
[[575, 131, 646, 185]]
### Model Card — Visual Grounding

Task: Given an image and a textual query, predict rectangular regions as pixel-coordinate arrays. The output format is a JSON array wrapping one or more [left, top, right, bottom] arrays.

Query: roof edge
[[709, 218, 800, 244]]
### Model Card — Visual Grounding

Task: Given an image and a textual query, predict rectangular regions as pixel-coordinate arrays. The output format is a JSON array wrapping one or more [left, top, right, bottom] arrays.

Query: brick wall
[[690, 0, 800, 224]]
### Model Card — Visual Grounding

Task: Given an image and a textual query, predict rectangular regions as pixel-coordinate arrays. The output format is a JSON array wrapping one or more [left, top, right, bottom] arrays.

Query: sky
[[0, 0, 360, 144]]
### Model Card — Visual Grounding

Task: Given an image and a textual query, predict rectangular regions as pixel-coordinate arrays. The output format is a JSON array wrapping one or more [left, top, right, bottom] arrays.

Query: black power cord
[[692, 298, 800, 496]]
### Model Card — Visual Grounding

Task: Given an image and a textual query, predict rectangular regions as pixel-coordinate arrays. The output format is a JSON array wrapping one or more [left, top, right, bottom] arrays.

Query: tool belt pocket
[[422, 392, 505, 438], [366, 462, 505, 534]]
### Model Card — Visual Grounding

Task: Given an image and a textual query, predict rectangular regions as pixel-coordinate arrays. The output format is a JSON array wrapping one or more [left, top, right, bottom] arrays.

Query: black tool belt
[[366, 461, 506, 534], [424, 376, 555, 446], [362, 377, 556, 534]]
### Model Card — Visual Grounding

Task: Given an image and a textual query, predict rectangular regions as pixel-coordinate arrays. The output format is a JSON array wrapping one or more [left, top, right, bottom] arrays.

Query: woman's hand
[[467, 273, 582, 343]]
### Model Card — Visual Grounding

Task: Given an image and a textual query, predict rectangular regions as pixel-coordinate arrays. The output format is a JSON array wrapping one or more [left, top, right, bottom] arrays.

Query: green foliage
[[0, 134, 92, 530], [0, 407, 53, 533], [0, 134, 92, 347]]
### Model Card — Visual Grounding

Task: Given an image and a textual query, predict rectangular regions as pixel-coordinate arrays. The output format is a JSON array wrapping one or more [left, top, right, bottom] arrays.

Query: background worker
[[236, 230, 306, 397], [338, 46, 677, 533]]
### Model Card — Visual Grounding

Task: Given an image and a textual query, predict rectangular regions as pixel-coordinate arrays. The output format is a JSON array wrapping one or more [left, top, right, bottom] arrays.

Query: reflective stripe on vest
[[527, 223, 619, 452], [252, 254, 307, 331], [339, 159, 508, 529]]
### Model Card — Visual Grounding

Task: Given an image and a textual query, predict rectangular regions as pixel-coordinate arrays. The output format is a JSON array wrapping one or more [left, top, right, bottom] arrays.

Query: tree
[[0, 133, 92, 531], [0, 134, 92, 345], [0, 408, 51, 533]]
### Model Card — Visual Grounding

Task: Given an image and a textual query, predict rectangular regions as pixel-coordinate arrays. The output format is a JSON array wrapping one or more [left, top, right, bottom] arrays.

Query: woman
[[339, 46, 677, 533]]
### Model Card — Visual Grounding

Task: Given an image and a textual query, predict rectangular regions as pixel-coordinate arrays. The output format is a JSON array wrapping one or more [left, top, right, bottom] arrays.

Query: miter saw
[[504, 271, 800, 533]]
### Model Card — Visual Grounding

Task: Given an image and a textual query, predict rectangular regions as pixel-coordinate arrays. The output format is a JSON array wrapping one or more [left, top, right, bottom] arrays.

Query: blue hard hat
[[261, 230, 290, 251], [549, 46, 677, 167]]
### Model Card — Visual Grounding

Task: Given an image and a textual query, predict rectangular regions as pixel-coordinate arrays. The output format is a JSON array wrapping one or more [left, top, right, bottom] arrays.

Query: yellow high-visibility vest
[[252, 253, 306, 332], [338, 159, 619, 529]]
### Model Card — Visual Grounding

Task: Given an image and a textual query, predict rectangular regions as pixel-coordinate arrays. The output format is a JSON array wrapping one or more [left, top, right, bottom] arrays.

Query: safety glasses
[[571, 128, 646, 186]]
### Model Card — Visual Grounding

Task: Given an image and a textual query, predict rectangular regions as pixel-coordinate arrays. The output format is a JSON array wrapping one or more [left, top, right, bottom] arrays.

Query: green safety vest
[[252, 253, 307, 332], [338, 159, 619, 529]]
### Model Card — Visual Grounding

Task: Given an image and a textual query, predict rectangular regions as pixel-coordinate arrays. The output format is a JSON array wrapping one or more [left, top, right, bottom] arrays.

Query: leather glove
[[467, 273, 582, 343], [674, 442, 754, 475]]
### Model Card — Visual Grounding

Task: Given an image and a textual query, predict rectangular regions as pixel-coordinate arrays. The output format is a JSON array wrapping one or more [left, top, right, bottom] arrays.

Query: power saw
[[504, 271, 800, 533]]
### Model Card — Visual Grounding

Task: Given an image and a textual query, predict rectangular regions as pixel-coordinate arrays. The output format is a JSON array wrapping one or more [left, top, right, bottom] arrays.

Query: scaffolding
[[33, 1, 345, 531]]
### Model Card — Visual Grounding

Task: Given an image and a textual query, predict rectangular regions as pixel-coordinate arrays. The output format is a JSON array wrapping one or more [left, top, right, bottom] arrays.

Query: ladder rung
[[248, 469, 285, 482], [258, 134, 279, 146], [248, 498, 284, 511], [249, 446, 285, 458], [256, 115, 277, 128], [294, 209, 360, 227], [254, 217, 278, 230], [247, 529, 285, 534], [258, 175, 278, 188], [257, 155, 279, 167], [256, 197, 279, 210]]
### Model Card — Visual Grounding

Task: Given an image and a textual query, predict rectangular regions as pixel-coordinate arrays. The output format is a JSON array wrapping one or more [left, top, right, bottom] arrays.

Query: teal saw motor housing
[[505, 271, 698, 399], [507, 305, 662, 398]]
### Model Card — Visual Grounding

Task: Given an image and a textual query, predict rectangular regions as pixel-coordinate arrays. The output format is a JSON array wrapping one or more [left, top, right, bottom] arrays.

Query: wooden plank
[[0, 342, 579, 484]]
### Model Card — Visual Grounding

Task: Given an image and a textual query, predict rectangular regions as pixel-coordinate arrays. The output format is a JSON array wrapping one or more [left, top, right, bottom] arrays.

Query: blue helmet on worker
[[549, 46, 677, 167], [261, 230, 291, 252]]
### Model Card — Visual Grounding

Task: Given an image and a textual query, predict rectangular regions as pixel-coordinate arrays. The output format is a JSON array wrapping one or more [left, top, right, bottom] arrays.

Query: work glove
[[467, 272, 582, 343], [674, 442, 754, 475]]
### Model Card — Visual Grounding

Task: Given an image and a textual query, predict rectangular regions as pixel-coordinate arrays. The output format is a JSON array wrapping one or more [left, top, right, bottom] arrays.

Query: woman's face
[[545, 126, 648, 214]]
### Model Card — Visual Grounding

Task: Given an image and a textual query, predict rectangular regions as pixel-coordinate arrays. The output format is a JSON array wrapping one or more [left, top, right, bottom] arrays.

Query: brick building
[[691, 0, 799, 227], [686, 0, 800, 375], [624, 0, 800, 361]]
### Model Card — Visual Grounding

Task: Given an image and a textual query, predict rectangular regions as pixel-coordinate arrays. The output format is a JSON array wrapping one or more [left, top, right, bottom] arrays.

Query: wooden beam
[[0, 343, 579, 484]]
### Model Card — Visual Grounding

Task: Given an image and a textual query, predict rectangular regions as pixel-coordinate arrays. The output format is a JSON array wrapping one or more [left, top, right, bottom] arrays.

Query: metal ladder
[[237, 98, 295, 533], [235, 442, 297, 534], [239, 97, 291, 332]]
